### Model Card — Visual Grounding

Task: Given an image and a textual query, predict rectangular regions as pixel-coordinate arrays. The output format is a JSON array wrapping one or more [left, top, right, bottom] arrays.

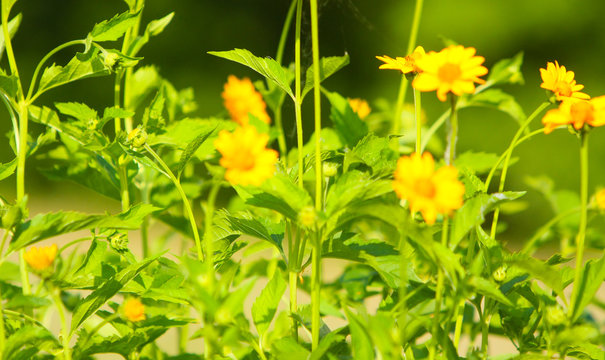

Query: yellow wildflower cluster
[[24, 244, 58, 271], [123, 298, 146, 322], [540, 61, 589, 101], [347, 98, 371, 119], [222, 75, 271, 126], [214, 125, 278, 186]]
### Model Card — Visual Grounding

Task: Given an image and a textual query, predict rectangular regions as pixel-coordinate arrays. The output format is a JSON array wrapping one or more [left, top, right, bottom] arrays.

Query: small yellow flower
[[347, 98, 371, 119], [214, 125, 278, 186], [541, 96, 605, 134], [222, 75, 271, 126], [596, 189, 605, 210], [413, 45, 488, 102], [123, 298, 146, 322], [393, 152, 465, 225], [540, 61, 589, 101], [24, 244, 58, 271], [376, 46, 425, 75]]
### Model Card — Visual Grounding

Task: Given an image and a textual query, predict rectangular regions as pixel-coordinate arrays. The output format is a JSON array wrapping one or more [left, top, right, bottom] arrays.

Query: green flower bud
[[299, 206, 316, 228], [545, 305, 566, 326], [492, 266, 507, 282], [103, 51, 120, 69], [2, 204, 22, 230], [128, 127, 147, 148], [110, 232, 129, 252], [322, 162, 339, 177]]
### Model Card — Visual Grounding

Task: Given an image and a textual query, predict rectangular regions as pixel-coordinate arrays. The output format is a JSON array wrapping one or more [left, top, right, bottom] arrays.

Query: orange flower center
[[554, 81, 573, 97], [414, 179, 436, 198], [438, 63, 462, 83], [570, 101, 594, 124], [232, 152, 256, 171]]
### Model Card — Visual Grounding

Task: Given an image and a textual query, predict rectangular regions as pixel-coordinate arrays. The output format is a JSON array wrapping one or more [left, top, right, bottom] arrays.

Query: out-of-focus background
[[1, 0, 605, 244]]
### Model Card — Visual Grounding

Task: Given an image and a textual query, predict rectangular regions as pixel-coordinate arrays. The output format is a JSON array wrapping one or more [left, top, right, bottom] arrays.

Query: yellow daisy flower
[[596, 189, 605, 211], [347, 98, 371, 119], [412, 45, 488, 102], [376, 46, 425, 75], [540, 61, 590, 101], [222, 75, 271, 126], [541, 96, 605, 134], [24, 244, 58, 271], [123, 298, 146, 322], [214, 125, 278, 186], [393, 152, 465, 225]]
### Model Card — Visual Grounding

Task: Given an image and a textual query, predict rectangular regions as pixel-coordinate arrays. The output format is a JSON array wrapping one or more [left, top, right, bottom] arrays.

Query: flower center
[[554, 81, 573, 97], [570, 101, 594, 124], [414, 179, 436, 198], [438, 63, 462, 83]]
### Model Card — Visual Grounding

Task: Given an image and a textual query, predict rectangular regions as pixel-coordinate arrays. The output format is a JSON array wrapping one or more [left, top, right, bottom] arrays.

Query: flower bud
[[595, 189, 605, 211], [322, 162, 339, 177], [109, 232, 129, 252], [2, 204, 22, 229], [545, 305, 566, 326], [128, 127, 147, 148], [492, 266, 507, 282], [299, 206, 316, 228], [122, 298, 146, 322], [24, 244, 58, 273], [102, 51, 120, 69]]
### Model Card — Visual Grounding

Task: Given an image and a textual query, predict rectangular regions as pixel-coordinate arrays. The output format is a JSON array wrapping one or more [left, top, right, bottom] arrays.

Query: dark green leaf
[[252, 269, 287, 337], [90, 10, 140, 42], [324, 89, 369, 148], [302, 54, 349, 100], [208, 48, 294, 99], [571, 253, 605, 322]]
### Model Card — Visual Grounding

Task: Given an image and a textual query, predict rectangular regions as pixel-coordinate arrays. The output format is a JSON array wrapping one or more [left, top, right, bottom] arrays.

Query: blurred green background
[[1, 0, 605, 244]]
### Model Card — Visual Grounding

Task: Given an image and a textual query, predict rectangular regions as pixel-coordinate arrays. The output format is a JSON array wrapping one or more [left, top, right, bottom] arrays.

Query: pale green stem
[[114, 72, 123, 135], [392, 0, 424, 135], [311, 232, 322, 349], [489, 102, 550, 238], [0, 285, 4, 355], [122, 0, 144, 133], [430, 217, 449, 360], [0, 230, 9, 259], [481, 299, 493, 357], [294, 0, 304, 188], [398, 232, 408, 344], [570, 131, 589, 315], [141, 175, 151, 258], [118, 159, 130, 212], [309, 0, 322, 210], [0, 94, 18, 149], [203, 182, 221, 293], [52, 289, 72, 360], [453, 299, 464, 351], [289, 271, 298, 340], [445, 95, 458, 165], [414, 86, 422, 154], [144, 144, 202, 260]]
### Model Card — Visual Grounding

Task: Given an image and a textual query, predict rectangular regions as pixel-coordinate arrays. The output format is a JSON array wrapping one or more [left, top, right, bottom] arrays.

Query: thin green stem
[[521, 206, 583, 255], [0, 230, 9, 259], [453, 299, 464, 351], [52, 289, 72, 360], [0, 285, 4, 355], [118, 161, 130, 212], [289, 271, 298, 341], [141, 170, 151, 258], [144, 144, 202, 260], [2, 5, 20, 89], [430, 217, 449, 360], [1, 93, 18, 148], [414, 86, 422, 154], [19, 249, 31, 295], [294, 0, 304, 188], [446, 95, 458, 165], [311, 232, 322, 349], [392, 0, 424, 135], [114, 72, 123, 135], [122, 0, 144, 133], [481, 299, 493, 357], [203, 182, 221, 293], [489, 102, 550, 238], [570, 131, 589, 314], [309, 0, 322, 210], [276, 0, 297, 65], [398, 232, 408, 344]]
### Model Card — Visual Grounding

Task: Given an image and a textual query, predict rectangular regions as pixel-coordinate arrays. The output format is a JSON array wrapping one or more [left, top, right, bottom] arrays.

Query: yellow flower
[[123, 298, 146, 322], [393, 152, 465, 225], [348, 98, 371, 119], [413, 45, 488, 102], [541, 96, 605, 134], [540, 61, 589, 101], [214, 125, 278, 186], [24, 244, 58, 271], [376, 46, 425, 74], [596, 189, 605, 210], [222, 75, 271, 126]]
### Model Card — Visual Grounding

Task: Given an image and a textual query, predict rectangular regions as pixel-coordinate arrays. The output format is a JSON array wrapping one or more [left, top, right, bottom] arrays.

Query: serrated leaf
[[325, 170, 392, 217], [323, 89, 369, 148], [344, 308, 375, 360], [37, 48, 110, 98], [176, 126, 216, 178], [74, 239, 107, 278], [346, 133, 397, 175], [302, 54, 349, 100], [0, 158, 16, 181], [208, 48, 294, 99], [467, 276, 513, 306], [90, 10, 140, 42], [9, 203, 160, 251], [219, 211, 284, 258], [3, 325, 58, 360], [102, 106, 135, 121], [0, 68, 18, 98], [486, 52, 525, 87], [55, 102, 98, 121], [272, 337, 310, 360], [128, 12, 174, 56], [70, 254, 160, 333], [508, 253, 564, 297], [571, 252, 605, 322], [451, 191, 525, 247], [252, 269, 287, 338], [465, 89, 526, 125]]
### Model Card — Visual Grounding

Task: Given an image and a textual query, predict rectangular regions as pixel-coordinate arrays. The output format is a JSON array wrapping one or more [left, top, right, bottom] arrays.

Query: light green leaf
[[208, 48, 294, 99], [486, 52, 525, 87], [323, 89, 369, 147], [55, 102, 98, 121], [302, 54, 349, 100], [325, 170, 392, 217], [465, 89, 526, 125], [0, 68, 18, 98], [102, 106, 135, 121], [455, 151, 514, 175], [70, 254, 160, 333], [346, 133, 397, 175], [0, 0, 17, 22], [37, 48, 110, 97], [571, 252, 605, 322], [344, 307, 375, 360], [176, 126, 216, 178], [252, 269, 287, 338], [218, 211, 284, 258], [508, 253, 564, 297], [127, 65, 162, 110], [272, 337, 310, 360], [3, 325, 58, 360], [74, 239, 107, 278], [0, 13, 20, 61], [90, 10, 140, 42], [451, 191, 525, 247], [0, 158, 16, 181], [467, 276, 513, 306], [128, 12, 175, 56]]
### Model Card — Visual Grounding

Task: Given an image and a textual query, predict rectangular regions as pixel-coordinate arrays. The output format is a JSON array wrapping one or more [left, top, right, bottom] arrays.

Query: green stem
[[489, 102, 550, 238], [2, 5, 20, 89], [294, 0, 304, 188], [122, 0, 144, 133], [521, 206, 583, 256], [141, 172, 151, 258], [570, 131, 589, 315], [414, 86, 422, 154], [114, 71, 123, 135], [480, 300, 493, 357], [311, 231, 322, 349], [52, 289, 72, 360], [453, 299, 464, 351], [398, 232, 408, 344], [0, 285, 4, 355], [429, 217, 449, 360], [118, 160, 130, 212], [309, 0, 322, 210], [446, 95, 458, 165], [203, 182, 221, 293], [144, 144, 202, 260], [392, 0, 424, 135], [276, 0, 297, 65], [289, 271, 298, 341], [19, 249, 31, 295]]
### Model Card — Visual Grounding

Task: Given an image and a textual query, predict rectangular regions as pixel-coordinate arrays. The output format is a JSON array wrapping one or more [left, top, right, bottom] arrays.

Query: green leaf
[[37, 48, 110, 97], [55, 102, 98, 121], [346, 133, 398, 175], [325, 170, 393, 217], [0, 68, 18, 98], [302, 54, 350, 100], [0, 13, 20, 61], [128, 12, 174, 56], [486, 52, 525, 87], [70, 254, 160, 333], [467, 276, 513, 306], [208, 48, 294, 99], [218, 211, 284, 258], [9, 203, 160, 251], [451, 191, 525, 247], [344, 308, 375, 360], [90, 10, 140, 42], [309, 331, 346, 360], [102, 106, 135, 121], [323, 89, 369, 148], [252, 269, 287, 338], [272, 337, 310, 360], [455, 151, 515, 175], [507, 253, 564, 297], [0, 0, 17, 23], [3, 325, 58, 360], [127, 66, 162, 110], [0, 158, 16, 181], [176, 126, 216, 179], [464, 89, 526, 125], [74, 239, 107, 278], [571, 252, 605, 322]]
